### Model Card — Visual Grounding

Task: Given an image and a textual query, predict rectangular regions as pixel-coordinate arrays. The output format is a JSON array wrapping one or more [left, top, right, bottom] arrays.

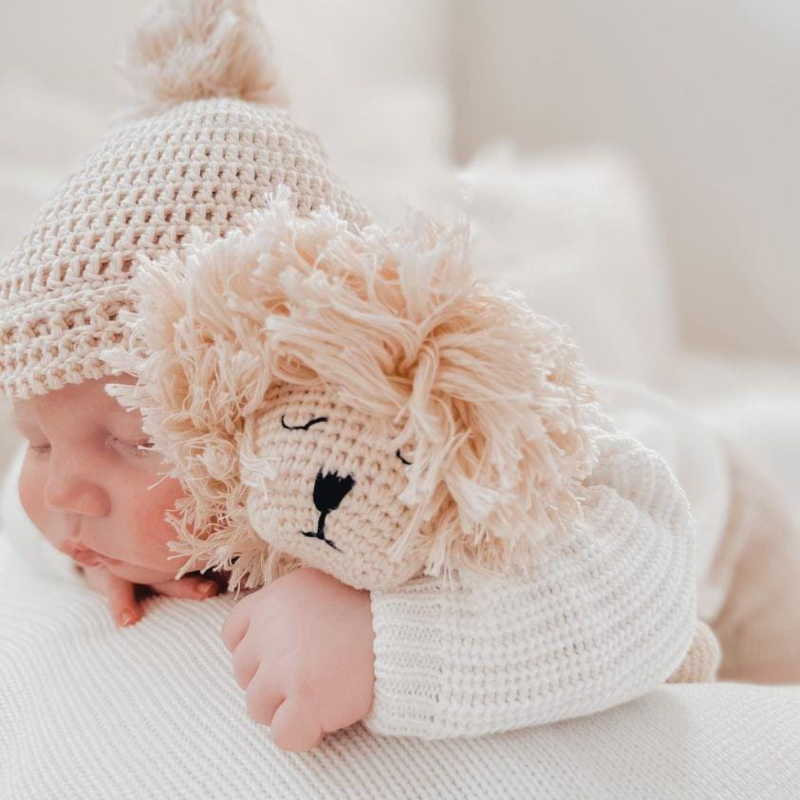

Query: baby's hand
[[221, 567, 375, 753], [78, 564, 220, 627]]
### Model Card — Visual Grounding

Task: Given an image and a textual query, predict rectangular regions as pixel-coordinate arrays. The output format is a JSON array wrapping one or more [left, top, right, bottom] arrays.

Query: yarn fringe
[[102, 186, 600, 590]]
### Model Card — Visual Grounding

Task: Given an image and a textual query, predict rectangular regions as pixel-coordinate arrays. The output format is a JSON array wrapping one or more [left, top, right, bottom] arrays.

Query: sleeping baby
[[0, 0, 713, 754]]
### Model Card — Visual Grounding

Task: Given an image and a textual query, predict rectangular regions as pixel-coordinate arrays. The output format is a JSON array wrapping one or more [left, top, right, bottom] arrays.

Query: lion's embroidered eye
[[396, 449, 412, 466], [281, 415, 328, 431]]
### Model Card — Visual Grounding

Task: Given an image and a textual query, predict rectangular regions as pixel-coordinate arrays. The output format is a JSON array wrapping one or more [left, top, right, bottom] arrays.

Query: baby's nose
[[312, 470, 355, 514], [44, 459, 110, 518]]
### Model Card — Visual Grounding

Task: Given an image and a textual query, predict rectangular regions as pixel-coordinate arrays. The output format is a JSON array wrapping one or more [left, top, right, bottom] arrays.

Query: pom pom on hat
[[116, 0, 286, 111]]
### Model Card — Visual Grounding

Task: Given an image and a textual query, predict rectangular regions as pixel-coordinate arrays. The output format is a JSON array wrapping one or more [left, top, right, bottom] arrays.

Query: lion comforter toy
[[101, 187, 717, 684], [112, 189, 599, 593]]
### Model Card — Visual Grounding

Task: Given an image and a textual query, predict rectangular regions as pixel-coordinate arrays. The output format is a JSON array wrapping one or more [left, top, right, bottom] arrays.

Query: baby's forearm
[[365, 408, 698, 739]]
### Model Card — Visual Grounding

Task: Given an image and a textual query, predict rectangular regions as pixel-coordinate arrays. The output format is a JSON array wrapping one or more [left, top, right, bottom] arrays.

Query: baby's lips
[[71, 550, 103, 568]]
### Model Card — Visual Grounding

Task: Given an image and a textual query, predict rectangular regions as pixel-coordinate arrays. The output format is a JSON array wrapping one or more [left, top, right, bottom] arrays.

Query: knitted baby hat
[[0, 0, 371, 401]]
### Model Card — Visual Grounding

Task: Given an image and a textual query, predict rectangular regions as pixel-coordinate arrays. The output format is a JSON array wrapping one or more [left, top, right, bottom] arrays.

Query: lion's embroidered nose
[[302, 470, 355, 551], [313, 470, 355, 514]]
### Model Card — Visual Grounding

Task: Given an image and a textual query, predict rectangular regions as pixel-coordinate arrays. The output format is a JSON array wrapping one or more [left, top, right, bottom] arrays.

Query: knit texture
[[245, 383, 428, 589], [2, 535, 799, 800], [594, 377, 800, 683], [0, 0, 371, 401], [364, 405, 701, 737]]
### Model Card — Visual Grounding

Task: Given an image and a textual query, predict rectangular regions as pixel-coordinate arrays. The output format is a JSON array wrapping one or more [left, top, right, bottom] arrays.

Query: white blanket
[[2, 535, 799, 799], [3, 377, 800, 799]]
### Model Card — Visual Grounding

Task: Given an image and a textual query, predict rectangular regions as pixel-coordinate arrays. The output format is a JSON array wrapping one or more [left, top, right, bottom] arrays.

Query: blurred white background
[[0, 0, 798, 503]]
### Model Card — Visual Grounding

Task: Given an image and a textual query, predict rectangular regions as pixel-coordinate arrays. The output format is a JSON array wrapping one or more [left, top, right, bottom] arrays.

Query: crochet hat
[[0, 0, 370, 401]]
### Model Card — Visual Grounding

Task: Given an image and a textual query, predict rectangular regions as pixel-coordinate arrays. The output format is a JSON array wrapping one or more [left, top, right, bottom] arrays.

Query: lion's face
[[241, 383, 426, 590]]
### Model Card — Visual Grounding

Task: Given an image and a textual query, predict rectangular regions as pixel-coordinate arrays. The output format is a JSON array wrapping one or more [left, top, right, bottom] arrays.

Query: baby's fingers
[[269, 697, 325, 753], [150, 575, 220, 601], [221, 591, 260, 654], [82, 566, 141, 627]]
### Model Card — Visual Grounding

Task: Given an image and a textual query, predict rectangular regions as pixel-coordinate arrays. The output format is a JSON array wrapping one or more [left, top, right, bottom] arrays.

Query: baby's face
[[12, 374, 192, 585]]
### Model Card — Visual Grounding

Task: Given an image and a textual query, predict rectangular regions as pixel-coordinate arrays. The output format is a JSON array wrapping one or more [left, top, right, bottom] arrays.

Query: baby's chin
[[102, 559, 184, 586]]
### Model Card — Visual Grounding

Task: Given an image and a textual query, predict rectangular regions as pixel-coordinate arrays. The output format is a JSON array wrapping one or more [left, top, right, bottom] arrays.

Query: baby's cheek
[[18, 470, 35, 520], [128, 474, 188, 565], [17, 458, 48, 538]]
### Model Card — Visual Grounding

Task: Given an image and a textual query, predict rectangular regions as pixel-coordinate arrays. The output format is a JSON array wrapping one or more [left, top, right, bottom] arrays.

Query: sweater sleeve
[[362, 405, 697, 739]]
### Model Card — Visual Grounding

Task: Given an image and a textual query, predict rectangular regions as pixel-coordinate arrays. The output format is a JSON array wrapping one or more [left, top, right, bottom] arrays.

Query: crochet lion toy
[[100, 188, 719, 681], [101, 188, 599, 593]]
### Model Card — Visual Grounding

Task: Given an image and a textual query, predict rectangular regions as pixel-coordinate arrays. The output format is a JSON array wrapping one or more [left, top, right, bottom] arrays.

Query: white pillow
[[400, 143, 678, 388]]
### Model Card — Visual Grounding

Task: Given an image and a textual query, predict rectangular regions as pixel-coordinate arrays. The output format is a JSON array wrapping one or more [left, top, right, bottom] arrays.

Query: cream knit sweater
[[0, 386, 696, 751], [366, 403, 697, 736]]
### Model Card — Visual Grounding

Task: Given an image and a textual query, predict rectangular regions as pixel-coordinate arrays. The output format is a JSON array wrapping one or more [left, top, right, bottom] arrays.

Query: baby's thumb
[[108, 578, 142, 627], [82, 566, 141, 627]]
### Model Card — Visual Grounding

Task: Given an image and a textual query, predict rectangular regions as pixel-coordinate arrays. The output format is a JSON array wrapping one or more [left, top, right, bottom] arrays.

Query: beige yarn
[[0, 0, 371, 401], [101, 192, 598, 592], [243, 384, 426, 591]]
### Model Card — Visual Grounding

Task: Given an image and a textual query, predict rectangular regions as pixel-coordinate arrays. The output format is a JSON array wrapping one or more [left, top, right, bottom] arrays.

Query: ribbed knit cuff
[[363, 578, 452, 738]]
